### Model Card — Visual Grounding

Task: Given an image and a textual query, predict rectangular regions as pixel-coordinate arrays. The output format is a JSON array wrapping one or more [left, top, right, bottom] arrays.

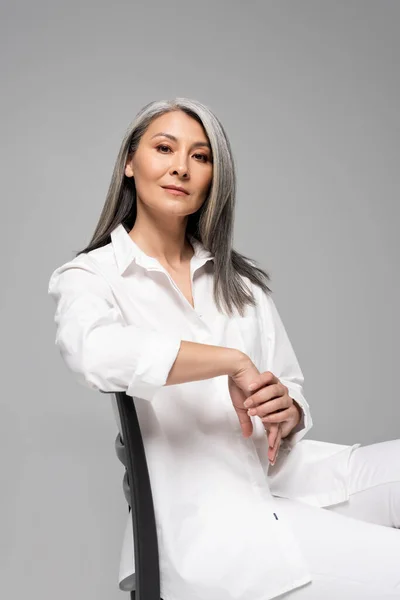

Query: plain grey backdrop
[[1, 1, 399, 598]]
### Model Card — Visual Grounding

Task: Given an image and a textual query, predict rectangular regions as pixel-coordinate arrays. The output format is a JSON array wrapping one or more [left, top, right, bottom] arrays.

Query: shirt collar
[[110, 223, 215, 275]]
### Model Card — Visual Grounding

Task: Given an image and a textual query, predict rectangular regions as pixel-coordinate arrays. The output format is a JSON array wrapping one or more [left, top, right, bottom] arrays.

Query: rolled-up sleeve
[[260, 291, 313, 448], [48, 255, 182, 400]]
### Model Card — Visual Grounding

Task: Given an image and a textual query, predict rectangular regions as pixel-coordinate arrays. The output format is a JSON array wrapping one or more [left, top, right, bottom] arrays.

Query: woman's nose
[[170, 162, 189, 177], [169, 151, 190, 175]]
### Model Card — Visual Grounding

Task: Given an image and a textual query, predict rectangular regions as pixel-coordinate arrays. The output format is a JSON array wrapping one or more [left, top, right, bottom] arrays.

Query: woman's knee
[[346, 439, 400, 495], [326, 481, 400, 528]]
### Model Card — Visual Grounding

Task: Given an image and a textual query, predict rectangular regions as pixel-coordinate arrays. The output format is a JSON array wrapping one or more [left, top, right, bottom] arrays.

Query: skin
[[245, 372, 303, 463], [124, 110, 301, 464], [124, 110, 213, 268], [229, 367, 302, 464]]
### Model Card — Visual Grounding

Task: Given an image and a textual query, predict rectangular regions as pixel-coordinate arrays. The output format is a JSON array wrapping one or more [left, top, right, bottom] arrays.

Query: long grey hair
[[76, 97, 272, 317]]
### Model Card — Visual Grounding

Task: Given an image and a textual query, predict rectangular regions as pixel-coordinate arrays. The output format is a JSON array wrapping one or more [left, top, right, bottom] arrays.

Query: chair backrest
[[113, 391, 161, 600]]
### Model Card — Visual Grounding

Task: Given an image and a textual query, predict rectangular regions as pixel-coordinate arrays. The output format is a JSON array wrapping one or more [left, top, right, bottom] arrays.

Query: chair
[[113, 391, 163, 600]]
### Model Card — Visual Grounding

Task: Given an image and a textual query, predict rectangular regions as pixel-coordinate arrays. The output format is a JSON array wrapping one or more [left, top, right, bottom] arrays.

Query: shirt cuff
[[282, 387, 313, 449], [126, 333, 182, 401]]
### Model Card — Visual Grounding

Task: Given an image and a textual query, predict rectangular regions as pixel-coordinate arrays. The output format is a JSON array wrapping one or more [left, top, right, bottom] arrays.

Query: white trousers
[[273, 438, 400, 598]]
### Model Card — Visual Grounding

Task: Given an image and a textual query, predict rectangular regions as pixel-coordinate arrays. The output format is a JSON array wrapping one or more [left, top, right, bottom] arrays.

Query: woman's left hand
[[243, 371, 302, 463]]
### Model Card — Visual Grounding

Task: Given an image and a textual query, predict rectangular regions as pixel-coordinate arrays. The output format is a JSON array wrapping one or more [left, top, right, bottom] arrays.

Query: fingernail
[[248, 383, 257, 391]]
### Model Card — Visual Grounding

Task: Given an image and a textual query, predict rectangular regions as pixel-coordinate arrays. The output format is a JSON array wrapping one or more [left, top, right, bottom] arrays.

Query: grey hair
[[76, 97, 272, 316]]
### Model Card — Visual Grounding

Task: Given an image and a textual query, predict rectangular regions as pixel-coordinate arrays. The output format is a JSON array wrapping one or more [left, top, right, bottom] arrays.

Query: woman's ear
[[125, 154, 133, 177], [124, 161, 134, 178]]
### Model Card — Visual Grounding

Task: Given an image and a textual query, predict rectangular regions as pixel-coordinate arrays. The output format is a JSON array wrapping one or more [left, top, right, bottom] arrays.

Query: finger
[[274, 424, 282, 451], [267, 422, 279, 448], [268, 430, 280, 463], [247, 371, 279, 394], [262, 408, 292, 423], [268, 425, 282, 465], [245, 382, 287, 408], [273, 427, 283, 462], [228, 378, 254, 438], [237, 406, 253, 438], [248, 396, 290, 417]]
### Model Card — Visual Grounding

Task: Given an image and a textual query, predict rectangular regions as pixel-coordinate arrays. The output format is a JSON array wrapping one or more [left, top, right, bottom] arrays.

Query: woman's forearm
[[165, 340, 247, 386]]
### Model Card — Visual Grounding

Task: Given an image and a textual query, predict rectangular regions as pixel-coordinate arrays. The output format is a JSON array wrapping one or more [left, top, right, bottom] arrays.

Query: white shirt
[[48, 223, 360, 600]]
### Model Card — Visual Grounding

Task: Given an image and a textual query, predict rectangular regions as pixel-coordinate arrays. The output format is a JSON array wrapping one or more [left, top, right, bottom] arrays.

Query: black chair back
[[113, 391, 161, 600]]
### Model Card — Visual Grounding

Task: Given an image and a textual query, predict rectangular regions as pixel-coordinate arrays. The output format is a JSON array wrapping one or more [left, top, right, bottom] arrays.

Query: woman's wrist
[[166, 342, 249, 386]]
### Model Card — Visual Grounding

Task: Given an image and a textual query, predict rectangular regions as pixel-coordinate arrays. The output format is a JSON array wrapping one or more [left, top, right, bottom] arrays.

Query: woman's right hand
[[228, 354, 282, 464]]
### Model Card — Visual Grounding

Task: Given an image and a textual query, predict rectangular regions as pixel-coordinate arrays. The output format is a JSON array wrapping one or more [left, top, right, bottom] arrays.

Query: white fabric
[[48, 223, 361, 600], [270, 439, 400, 598], [269, 494, 400, 599], [326, 438, 400, 528]]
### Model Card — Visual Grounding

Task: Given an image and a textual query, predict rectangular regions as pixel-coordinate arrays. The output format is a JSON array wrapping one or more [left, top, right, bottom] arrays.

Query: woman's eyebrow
[[150, 132, 211, 150]]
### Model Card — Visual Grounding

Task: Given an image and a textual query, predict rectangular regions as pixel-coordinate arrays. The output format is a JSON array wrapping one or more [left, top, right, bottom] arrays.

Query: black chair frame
[[113, 391, 162, 600]]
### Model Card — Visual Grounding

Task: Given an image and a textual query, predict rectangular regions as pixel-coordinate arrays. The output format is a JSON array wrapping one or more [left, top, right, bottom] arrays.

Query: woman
[[48, 98, 400, 599]]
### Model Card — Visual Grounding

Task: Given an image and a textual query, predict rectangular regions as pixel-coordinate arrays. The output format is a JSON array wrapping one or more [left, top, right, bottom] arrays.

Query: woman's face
[[125, 110, 213, 220]]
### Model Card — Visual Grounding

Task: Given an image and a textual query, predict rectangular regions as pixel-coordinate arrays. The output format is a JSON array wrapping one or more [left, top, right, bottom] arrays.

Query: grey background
[[1, 1, 399, 598]]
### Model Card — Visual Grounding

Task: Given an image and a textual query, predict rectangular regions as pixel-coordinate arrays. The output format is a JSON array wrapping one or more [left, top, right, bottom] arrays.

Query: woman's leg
[[325, 439, 400, 527], [272, 495, 400, 598]]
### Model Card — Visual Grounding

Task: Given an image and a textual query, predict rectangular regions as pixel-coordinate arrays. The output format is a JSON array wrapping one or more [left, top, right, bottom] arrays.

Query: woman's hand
[[228, 357, 283, 464], [244, 371, 302, 441]]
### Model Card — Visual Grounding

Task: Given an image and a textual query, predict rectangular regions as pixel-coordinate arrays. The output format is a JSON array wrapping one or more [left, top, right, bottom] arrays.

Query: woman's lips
[[162, 187, 188, 196]]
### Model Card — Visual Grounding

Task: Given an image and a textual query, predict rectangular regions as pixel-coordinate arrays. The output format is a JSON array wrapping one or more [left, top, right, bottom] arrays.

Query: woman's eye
[[156, 145, 210, 163], [157, 144, 171, 153], [194, 153, 209, 163]]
